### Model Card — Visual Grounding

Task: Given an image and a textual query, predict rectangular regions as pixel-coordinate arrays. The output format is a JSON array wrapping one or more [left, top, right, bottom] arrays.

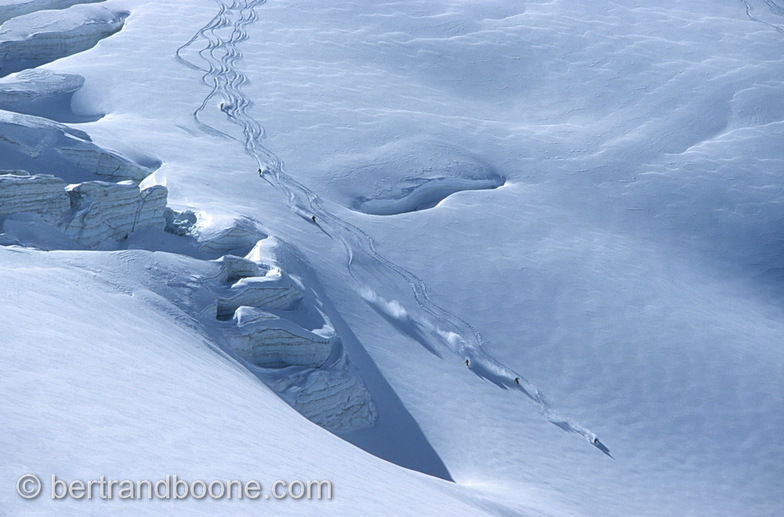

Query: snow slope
[[2, 0, 784, 515], [0, 247, 496, 516]]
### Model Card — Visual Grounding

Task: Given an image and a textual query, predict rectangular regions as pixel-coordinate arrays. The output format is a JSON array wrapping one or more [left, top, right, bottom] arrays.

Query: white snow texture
[[1, 0, 783, 516]]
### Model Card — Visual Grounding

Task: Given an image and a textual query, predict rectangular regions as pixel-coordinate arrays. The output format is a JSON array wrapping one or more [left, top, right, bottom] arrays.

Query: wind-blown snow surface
[[2, 0, 784, 515]]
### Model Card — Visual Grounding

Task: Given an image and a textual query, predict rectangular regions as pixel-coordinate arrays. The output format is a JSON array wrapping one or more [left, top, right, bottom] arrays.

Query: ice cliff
[[0, 172, 167, 249], [213, 244, 378, 432], [0, 170, 69, 221], [61, 180, 167, 248]]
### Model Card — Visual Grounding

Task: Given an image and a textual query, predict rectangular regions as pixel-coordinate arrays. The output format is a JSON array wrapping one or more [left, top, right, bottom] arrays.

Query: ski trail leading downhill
[[742, 0, 784, 33], [176, 0, 611, 457]]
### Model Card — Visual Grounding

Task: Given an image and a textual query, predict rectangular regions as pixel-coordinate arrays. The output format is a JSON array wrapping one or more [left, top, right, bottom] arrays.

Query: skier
[[514, 377, 520, 385], [591, 437, 613, 458], [311, 215, 317, 224], [464, 359, 470, 367]]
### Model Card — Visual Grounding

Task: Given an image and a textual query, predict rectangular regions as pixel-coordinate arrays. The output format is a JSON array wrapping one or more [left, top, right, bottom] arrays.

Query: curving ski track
[[742, 0, 784, 34], [176, 0, 611, 457]]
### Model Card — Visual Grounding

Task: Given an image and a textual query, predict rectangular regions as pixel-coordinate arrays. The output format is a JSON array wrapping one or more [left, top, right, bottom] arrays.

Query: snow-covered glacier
[[1, 0, 783, 516], [0, 2, 126, 77]]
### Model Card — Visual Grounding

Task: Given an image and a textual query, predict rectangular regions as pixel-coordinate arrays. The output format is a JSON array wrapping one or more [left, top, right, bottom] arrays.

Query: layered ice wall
[[216, 268, 303, 318], [0, 171, 168, 249], [0, 110, 164, 250], [0, 69, 83, 105], [227, 306, 334, 368], [61, 180, 167, 248], [273, 361, 380, 433], [0, 2, 162, 250], [0, 170, 69, 221], [214, 245, 378, 433]]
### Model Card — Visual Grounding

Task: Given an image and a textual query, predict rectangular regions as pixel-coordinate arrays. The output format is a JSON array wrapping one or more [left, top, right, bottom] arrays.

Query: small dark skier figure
[[591, 437, 613, 458], [514, 377, 520, 385], [464, 359, 470, 367], [311, 215, 317, 224]]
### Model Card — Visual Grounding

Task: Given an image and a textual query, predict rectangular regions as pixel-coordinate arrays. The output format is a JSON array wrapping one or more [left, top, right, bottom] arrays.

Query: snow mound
[[618, 80, 784, 273], [216, 253, 266, 281], [0, 109, 151, 182], [196, 215, 267, 257], [320, 139, 505, 215], [0, 69, 94, 122], [0, 3, 126, 77]]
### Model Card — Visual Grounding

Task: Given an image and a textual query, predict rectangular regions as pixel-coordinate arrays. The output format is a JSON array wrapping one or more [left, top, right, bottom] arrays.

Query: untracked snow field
[[1, 0, 783, 515]]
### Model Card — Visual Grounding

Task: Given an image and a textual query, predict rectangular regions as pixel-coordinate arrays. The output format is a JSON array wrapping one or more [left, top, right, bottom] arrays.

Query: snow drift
[[0, 3, 126, 77]]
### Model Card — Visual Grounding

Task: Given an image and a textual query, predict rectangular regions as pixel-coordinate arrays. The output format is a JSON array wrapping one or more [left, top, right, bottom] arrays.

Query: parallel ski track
[[176, 0, 610, 456]]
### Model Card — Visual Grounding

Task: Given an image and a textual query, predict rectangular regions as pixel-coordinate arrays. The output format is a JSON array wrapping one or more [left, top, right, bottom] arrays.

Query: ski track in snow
[[743, 0, 784, 34], [176, 0, 610, 456]]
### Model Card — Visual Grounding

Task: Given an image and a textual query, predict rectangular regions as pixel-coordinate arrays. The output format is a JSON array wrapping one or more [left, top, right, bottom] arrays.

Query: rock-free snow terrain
[[0, 2, 126, 76], [2, 0, 784, 516]]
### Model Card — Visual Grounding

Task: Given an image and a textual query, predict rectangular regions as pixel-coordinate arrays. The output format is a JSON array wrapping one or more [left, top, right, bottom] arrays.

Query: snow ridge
[[178, 0, 611, 456]]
